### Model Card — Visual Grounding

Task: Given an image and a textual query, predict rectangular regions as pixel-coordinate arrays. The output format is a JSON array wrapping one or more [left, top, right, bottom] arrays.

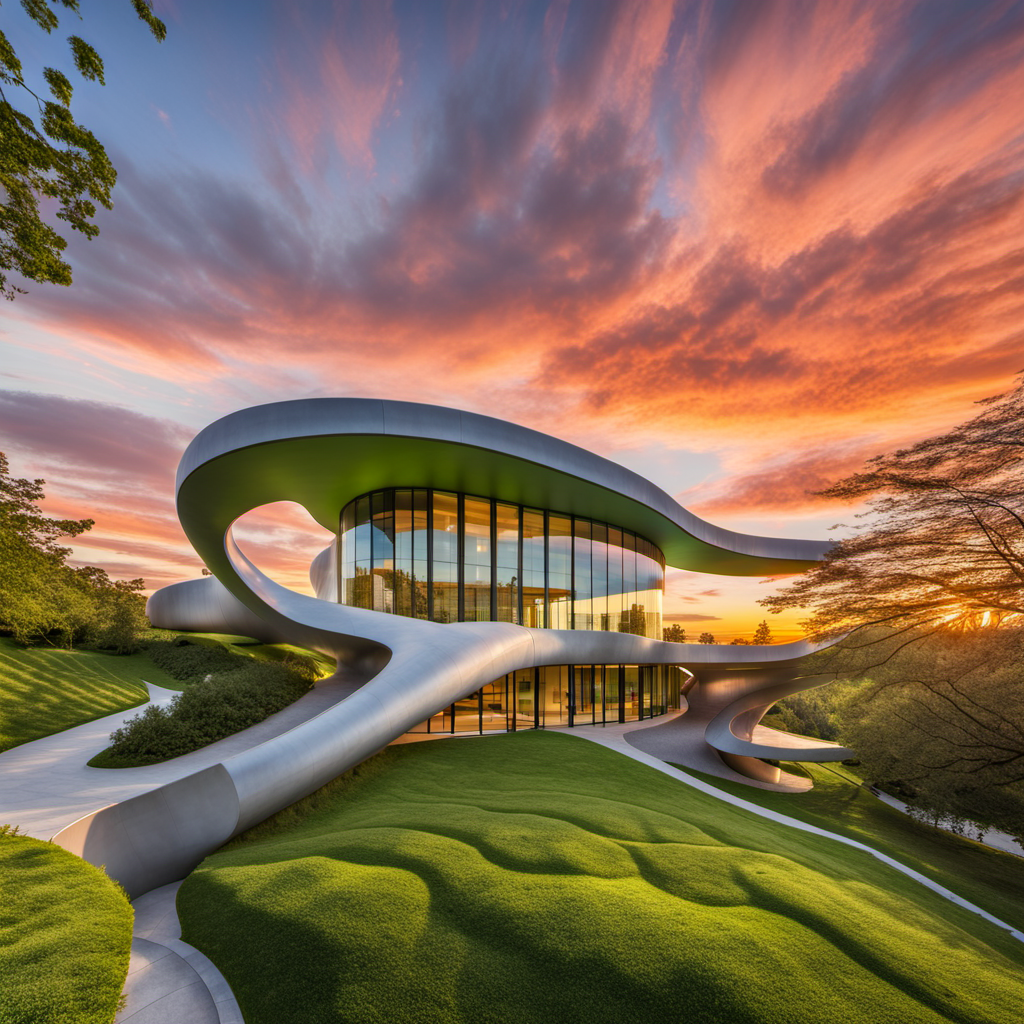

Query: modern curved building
[[56, 399, 852, 896]]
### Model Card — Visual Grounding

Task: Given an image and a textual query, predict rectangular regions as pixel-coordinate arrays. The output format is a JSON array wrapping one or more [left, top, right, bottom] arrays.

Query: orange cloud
[[6, 0, 1023, 625]]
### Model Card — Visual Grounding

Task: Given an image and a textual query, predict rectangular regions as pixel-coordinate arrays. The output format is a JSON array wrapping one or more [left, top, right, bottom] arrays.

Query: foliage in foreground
[[90, 639, 319, 767], [178, 731, 1024, 1024], [0, 0, 165, 300], [0, 635, 178, 753], [0, 833, 132, 1024], [835, 628, 1024, 841]]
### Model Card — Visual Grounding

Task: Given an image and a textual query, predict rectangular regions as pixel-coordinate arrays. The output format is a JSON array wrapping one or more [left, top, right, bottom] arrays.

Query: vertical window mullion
[[457, 493, 465, 622], [570, 517, 576, 630], [543, 510, 550, 630], [490, 498, 497, 621], [518, 505, 524, 626]]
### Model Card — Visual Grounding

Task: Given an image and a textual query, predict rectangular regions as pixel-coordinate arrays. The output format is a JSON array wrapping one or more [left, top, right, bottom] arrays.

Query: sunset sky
[[2, 0, 1023, 641]]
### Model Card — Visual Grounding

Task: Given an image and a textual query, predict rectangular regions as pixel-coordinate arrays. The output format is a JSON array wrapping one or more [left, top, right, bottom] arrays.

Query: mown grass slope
[[0, 636, 179, 752], [178, 731, 1024, 1024], [0, 833, 133, 1024], [679, 760, 1024, 936]]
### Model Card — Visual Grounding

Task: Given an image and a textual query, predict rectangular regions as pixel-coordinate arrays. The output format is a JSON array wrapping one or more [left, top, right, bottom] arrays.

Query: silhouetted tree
[[752, 619, 773, 645], [697, 631, 716, 644], [762, 375, 1024, 643], [662, 623, 686, 643]]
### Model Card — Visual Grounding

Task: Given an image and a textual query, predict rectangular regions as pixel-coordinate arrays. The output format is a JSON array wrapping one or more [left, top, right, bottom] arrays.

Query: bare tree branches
[[762, 374, 1024, 642]]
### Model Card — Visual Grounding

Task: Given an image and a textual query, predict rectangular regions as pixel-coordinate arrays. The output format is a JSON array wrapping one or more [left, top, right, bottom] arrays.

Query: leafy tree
[[0, 0, 166, 300], [729, 637, 750, 645], [752, 619, 772, 645], [760, 379, 1024, 834], [837, 628, 1024, 841], [662, 624, 686, 643], [697, 631, 716, 644], [0, 451, 145, 649], [762, 375, 1024, 643], [763, 678, 862, 742]]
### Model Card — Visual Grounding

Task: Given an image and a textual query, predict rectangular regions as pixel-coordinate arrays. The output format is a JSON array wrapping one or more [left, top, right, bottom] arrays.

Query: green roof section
[[175, 400, 829, 578]]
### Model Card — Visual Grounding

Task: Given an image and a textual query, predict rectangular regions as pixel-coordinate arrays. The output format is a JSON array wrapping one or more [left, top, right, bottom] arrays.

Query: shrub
[[91, 652, 316, 767], [145, 637, 244, 682]]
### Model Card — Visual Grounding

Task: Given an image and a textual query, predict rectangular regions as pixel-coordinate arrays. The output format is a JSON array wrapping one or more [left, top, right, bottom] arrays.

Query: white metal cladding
[[54, 399, 849, 898]]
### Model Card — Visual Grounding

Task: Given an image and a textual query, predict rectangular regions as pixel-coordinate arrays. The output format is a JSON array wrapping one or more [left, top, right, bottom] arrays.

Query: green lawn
[[0, 833, 133, 1024], [152, 631, 337, 677], [178, 731, 1024, 1024], [0, 636, 180, 753], [677, 760, 1024, 936]]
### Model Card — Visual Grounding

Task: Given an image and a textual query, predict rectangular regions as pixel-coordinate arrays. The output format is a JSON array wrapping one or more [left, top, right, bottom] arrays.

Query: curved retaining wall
[[54, 399, 846, 897]]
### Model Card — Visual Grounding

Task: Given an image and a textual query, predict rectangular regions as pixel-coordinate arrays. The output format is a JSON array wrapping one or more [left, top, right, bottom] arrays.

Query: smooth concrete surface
[[619, 712, 813, 792], [116, 881, 243, 1024], [171, 398, 832, 574], [76, 395, 847, 897], [0, 677, 368, 843]]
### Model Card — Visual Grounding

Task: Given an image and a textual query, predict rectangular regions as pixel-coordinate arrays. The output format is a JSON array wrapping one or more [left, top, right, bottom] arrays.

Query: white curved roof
[[176, 398, 830, 576]]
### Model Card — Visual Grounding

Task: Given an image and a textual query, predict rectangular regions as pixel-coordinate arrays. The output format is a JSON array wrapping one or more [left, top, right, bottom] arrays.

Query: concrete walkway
[[0, 676, 363, 841], [1, 679, 356, 1024], [5, 688, 1022, 1024], [872, 788, 1024, 858], [618, 709, 812, 790], [115, 881, 243, 1024]]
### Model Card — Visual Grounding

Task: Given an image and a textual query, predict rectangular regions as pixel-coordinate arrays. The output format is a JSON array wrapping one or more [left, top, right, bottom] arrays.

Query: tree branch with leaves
[[0, 0, 165, 300], [761, 374, 1024, 643]]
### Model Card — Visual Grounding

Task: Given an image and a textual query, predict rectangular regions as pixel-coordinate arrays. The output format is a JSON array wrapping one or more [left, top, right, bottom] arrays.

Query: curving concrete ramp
[[53, 399, 850, 896]]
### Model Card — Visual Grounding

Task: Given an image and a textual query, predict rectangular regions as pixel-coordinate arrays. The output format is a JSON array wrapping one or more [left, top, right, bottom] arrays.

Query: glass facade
[[408, 663, 692, 733], [339, 488, 665, 638]]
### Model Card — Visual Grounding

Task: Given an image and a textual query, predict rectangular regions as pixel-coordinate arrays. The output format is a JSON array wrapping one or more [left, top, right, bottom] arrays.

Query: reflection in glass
[[339, 487, 665, 635], [495, 502, 519, 623], [522, 508, 545, 628], [463, 497, 492, 622]]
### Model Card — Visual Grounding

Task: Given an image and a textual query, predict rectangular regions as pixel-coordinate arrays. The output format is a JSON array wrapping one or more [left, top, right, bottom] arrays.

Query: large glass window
[[432, 492, 459, 623], [495, 502, 519, 624], [522, 509, 546, 628], [463, 497, 492, 622], [339, 488, 664, 635], [407, 662, 684, 733], [548, 514, 572, 630]]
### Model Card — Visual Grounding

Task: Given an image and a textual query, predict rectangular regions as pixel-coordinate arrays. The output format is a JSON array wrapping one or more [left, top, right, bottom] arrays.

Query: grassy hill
[[178, 730, 1024, 1024], [0, 832, 133, 1024], [678, 760, 1024, 936], [0, 636, 179, 753], [0, 632, 335, 756]]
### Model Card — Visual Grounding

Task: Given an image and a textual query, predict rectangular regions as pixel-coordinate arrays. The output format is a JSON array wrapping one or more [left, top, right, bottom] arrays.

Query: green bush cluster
[[145, 637, 248, 682], [91, 642, 317, 767]]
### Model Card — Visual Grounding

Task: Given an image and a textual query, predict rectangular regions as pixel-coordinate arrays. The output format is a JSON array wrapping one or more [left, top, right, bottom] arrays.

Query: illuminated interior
[[339, 488, 665, 638]]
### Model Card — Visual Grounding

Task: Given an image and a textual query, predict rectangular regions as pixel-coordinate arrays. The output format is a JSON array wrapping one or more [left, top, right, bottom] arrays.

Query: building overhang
[[176, 398, 829, 578]]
